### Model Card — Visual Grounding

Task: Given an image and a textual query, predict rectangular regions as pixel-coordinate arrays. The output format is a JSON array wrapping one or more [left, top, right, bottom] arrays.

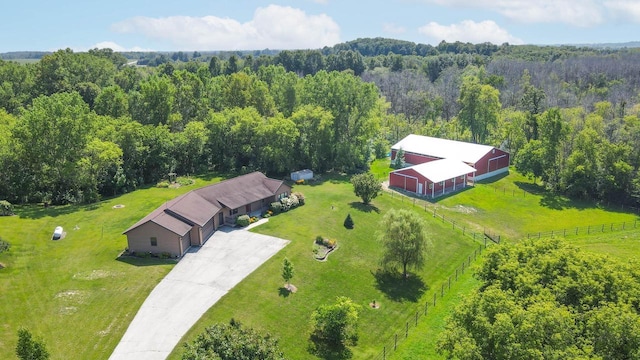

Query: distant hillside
[[0, 51, 51, 60], [576, 41, 640, 49]]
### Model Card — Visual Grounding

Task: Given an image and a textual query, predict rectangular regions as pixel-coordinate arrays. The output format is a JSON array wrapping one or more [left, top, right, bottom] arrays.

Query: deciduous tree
[[350, 172, 381, 205], [378, 209, 430, 279]]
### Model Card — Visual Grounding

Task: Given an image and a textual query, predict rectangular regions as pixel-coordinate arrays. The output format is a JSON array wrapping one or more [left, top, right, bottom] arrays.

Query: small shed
[[291, 169, 313, 181]]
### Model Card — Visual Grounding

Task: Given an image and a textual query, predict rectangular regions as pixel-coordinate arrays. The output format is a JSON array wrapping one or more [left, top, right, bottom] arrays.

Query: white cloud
[[423, 0, 605, 27], [89, 41, 153, 52], [418, 20, 524, 45], [111, 5, 340, 50], [605, 0, 640, 22], [383, 23, 407, 35]]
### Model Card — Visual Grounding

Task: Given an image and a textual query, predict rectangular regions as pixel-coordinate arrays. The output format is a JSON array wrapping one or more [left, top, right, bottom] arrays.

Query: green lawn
[[420, 171, 638, 241], [0, 175, 223, 360], [168, 174, 480, 359], [1, 162, 638, 360]]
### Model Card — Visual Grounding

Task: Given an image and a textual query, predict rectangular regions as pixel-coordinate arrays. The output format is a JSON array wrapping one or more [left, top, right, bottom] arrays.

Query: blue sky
[[1, 0, 640, 52]]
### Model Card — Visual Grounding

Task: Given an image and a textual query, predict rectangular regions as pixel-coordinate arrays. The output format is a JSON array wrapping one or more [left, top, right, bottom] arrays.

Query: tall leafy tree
[[457, 74, 501, 144], [378, 209, 430, 279], [16, 329, 49, 360], [310, 297, 360, 349], [182, 319, 285, 360], [350, 172, 382, 205]]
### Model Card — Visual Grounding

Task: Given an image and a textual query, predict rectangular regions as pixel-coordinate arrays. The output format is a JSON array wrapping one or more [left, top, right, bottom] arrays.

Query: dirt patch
[[59, 306, 78, 315], [284, 284, 298, 293], [73, 269, 120, 280], [0, 263, 4, 269], [450, 205, 478, 214], [112, 204, 125, 209], [55, 290, 88, 304]]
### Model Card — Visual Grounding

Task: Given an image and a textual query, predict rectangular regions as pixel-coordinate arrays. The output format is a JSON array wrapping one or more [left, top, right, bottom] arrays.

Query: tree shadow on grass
[[15, 202, 100, 220], [308, 335, 353, 360], [278, 287, 291, 298], [348, 202, 380, 213], [514, 181, 597, 211], [116, 255, 177, 267], [373, 269, 427, 303]]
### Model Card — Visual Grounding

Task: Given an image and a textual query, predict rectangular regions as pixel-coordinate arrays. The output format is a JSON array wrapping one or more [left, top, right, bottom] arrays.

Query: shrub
[[0, 238, 10, 254], [159, 252, 172, 259], [262, 213, 271, 218], [0, 200, 14, 216], [236, 215, 251, 227], [177, 177, 195, 186], [315, 235, 324, 244], [293, 192, 305, 206], [344, 213, 354, 229], [326, 239, 337, 248], [270, 202, 283, 214], [156, 181, 170, 188]]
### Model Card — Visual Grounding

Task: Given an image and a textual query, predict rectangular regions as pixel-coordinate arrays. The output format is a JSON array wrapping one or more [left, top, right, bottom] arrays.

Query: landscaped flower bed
[[313, 236, 338, 261]]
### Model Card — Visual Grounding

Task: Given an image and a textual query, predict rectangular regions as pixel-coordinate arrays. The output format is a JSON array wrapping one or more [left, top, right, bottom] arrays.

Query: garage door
[[202, 218, 214, 243], [180, 231, 191, 256]]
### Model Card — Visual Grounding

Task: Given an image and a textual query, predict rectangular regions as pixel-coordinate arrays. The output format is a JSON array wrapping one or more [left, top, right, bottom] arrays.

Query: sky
[[1, 0, 640, 52]]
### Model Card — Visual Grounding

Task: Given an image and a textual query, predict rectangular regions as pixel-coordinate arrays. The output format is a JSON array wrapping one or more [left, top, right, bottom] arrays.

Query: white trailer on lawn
[[291, 169, 313, 181]]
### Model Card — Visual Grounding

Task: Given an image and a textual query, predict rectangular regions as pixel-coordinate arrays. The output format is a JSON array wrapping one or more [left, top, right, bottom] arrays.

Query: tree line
[[1, 39, 640, 206], [438, 238, 640, 359]]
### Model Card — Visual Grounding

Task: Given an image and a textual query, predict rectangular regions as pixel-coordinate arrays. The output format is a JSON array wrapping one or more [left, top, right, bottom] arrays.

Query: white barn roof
[[391, 134, 495, 164], [396, 159, 477, 183]]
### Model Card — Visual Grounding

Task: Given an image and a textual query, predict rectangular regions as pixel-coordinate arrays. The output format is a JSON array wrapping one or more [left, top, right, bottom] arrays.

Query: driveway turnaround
[[109, 227, 289, 360]]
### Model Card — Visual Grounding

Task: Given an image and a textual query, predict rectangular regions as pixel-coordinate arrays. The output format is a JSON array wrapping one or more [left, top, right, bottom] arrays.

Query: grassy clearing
[[567, 228, 640, 261], [0, 174, 223, 359], [420, 171, 638, 241], [390, 269, 480, 360], [168, 174, 480, 359]]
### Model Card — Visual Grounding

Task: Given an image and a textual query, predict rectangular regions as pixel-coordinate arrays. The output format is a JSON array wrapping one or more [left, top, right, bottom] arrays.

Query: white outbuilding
[[290, 169, 314, 181]]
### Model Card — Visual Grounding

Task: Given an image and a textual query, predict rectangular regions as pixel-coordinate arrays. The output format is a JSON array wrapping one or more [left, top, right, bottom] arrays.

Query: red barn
[[391, 134, 509, 182], [390, 159, 477, 198]]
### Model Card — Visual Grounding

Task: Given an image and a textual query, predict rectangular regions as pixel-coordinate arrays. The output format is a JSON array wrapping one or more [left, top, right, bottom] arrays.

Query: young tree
[[310, 296, 360, 348], [182, 319, 284, 360], [16, 329, 49, 360], [378, 209, 430, 279], [350, 172, 382, 205], [282, 258, 294, 291], [343, 213, 354, 229], [393, 148, 405, 169]]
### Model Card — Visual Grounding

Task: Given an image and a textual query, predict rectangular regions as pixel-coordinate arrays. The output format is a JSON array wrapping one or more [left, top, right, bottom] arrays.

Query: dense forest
[[0, 39, 639, 206]]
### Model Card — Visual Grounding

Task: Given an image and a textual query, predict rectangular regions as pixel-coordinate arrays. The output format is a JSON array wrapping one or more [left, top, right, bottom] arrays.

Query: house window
[[231, 208, 238, 215], [150, 237, 157, 246]]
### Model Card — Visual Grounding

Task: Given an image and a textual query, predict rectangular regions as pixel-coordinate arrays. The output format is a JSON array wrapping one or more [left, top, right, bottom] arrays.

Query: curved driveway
[[109, 226, 289, 360]]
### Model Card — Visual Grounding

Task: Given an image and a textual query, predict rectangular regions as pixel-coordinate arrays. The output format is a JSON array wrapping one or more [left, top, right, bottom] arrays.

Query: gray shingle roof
[[123, 172, 287, 235]]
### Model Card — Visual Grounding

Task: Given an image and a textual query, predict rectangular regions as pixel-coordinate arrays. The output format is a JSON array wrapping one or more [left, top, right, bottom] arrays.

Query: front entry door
[[218, 212, 224, 227], [418, 182, 423, 195]]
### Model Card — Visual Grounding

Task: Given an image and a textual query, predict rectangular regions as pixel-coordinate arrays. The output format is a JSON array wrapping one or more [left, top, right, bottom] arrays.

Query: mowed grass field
[[0, 175, 224, 360], [1, 160, 638, 360], [416, 171, 639, 241], [168, 173, 481, 359]]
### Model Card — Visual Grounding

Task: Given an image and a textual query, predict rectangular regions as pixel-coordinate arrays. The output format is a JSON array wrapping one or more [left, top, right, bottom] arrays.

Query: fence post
[[441, 283, 444, 298], [576, 227, 578, 235], [442, 215, 445, 223], [425, 302, 428, 315], [394, 334, 397, 350], [455, 268, 458, 281], [563, 229, 566, 237], [602, 224, 604, 232], [433, 293, 436, 306], [611, 223, 613, 231], [406, 322, 409, 338], [462, 262, 465, 274], [449, 276, 451, 290], [453, 221, 455, 229], [416, 312, 419, 326], [468, 255, 471, 266], [384, 346, 386, 360], [433, 208, 436, 217], [588, 225, 590, 234]]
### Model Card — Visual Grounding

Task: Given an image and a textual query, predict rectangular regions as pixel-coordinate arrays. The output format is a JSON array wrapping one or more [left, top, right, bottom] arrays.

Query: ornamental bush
[[0, 200, 14, 216], [236, 215, 250, 227], [293, 192, 305, 205], [270, 202, 283, 214]]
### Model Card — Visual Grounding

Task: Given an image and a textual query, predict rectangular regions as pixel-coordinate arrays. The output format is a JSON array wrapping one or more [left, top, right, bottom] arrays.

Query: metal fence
[[383, 188, 500, 244], [371, 244, 486, 360], [525, 220, 639, 240]]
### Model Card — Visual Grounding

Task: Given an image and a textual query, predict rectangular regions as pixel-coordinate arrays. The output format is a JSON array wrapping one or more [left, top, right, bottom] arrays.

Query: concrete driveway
[[109, 226, 289, 360]]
